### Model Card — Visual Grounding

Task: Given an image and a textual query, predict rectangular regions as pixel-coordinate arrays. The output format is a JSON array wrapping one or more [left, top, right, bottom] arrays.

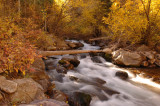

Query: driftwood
[[39, 49, 111, 57]]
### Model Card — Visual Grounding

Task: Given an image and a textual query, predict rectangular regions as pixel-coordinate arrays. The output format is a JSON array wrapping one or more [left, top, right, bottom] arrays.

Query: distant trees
[[48, 0, 112, 38], [104, 0, 160, 46], [0, 0, 112, 76]]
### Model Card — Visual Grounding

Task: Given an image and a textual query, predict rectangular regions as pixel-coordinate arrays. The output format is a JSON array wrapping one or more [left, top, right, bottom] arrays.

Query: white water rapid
[[48, 40, 160, 106]]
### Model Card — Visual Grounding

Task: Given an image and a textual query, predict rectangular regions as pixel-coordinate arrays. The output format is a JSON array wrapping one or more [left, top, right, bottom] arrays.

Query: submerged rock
[[115, 71, 129, 80], [91, 56, 103, 63], [56, 65, 68, 74], [68, 92, 91, 106], [91, 77, 106, 85], [69, 75, 79, 82]]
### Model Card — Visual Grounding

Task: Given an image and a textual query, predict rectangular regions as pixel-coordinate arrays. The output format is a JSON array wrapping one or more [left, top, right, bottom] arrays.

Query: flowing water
[[47, 40, 160, 106]]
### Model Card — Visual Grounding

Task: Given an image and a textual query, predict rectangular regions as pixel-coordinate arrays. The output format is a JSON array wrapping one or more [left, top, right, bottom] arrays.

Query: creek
[[46, 40, 160, 106]]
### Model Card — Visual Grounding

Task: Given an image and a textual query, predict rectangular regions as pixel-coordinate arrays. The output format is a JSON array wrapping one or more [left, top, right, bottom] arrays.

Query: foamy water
[[48, 41, 160, 106]]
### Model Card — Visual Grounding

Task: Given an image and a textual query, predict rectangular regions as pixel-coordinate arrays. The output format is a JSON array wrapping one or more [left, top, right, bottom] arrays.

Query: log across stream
[[45, 40, 160, 106]]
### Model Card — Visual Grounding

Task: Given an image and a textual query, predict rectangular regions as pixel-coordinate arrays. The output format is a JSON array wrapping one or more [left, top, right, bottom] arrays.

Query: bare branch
[[140, 0, 150, 21]]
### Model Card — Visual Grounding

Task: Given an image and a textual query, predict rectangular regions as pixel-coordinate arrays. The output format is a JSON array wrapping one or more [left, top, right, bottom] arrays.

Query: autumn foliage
[[104, 0, 160, 46], [0, 18, 39, 76], [0, 0, 111, 77]]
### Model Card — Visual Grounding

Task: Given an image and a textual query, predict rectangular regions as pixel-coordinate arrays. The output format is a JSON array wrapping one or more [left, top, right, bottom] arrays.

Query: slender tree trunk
[[18, 0, 21, 17], [44, 17, 47, 31], [140, 0, 152, 46], [3, 0, 6, 16]]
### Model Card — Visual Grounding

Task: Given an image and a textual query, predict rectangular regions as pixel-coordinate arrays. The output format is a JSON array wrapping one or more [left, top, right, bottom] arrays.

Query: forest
[[0, 0, 160, 106]]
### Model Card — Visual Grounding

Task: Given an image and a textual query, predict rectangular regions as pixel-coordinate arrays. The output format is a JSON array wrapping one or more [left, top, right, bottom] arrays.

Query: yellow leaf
[[22, 71, 25, 76]]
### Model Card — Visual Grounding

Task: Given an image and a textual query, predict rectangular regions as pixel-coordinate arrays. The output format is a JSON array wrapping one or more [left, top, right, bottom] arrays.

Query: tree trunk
[[18, 0, 21, 17], [144, 25, 151, 46]]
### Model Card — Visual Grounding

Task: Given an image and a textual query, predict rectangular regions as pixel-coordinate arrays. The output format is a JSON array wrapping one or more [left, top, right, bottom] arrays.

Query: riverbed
[[46, 40, 160, 106]]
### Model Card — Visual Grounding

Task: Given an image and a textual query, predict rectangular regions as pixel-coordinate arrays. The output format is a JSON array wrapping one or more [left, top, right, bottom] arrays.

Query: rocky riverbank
[[0, 39, 160, 106]]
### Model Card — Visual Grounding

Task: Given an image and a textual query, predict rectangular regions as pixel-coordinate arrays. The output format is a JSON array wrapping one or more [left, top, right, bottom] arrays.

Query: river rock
[[29, 70, 50, 92], [59, 60, 74, 70], [156, 54, 160, 60], [104, 53, 112, 62], [56, 65, 68, 74], [66, 42, 84, 49], [47, 46, 57, 51], [61, 57, 80, 67], [68, 92, 91, 106], [0, 93, 3, 101], [91, 77, 106, 85], [44, 58, 57, 70], [69, 75, 79, 82], [101, 86, 119, 96], [155, 59, 160, 67], [19, 99, 69, 106], [148, 59, 156, 64], [143, 52, 155, 60], [112, 49, 143, 66], [79, 53, 89, 59], [10, 78, 46, 104], [155, 43, 160, 53], [141, 61, 149, 67], [103, 48, 112, 54], [0, 76, 17, 94], [91, 56, 103, 63], [53, 90, 68, 102], [136, 45, 151, 51], [31, 58, 45, 71], [149, 64, 156, 68], [115, 71, 128, 80]]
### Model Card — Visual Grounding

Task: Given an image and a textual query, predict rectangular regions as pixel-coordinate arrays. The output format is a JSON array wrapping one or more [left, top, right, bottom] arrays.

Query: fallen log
[[89, 37, 109, 41], [39, 49, 111, 57]]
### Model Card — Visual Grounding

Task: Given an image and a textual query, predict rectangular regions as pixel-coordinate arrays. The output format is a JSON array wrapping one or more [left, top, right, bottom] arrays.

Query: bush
[[0, 18, 39, 76]]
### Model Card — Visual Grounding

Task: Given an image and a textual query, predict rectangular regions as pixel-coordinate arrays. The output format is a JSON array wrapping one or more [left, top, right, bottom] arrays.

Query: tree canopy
[[104, 0, 160, 46]]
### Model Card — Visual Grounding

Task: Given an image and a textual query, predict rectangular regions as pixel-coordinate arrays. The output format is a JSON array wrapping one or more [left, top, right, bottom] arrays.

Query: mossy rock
[[104, 53, 112, 62]]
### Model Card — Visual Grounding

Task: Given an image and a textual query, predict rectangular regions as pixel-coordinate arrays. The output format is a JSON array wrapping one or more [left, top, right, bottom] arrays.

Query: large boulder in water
[[112, 49, 143, 67]]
